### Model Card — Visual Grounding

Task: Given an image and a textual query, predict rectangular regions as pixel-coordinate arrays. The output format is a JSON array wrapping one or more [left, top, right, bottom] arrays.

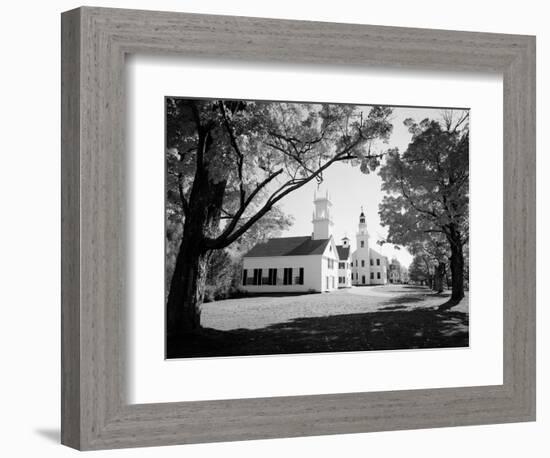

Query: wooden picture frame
[[61, 6, 536, 450]]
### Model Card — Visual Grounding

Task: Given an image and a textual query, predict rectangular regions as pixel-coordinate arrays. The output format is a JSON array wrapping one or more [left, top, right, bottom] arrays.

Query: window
[[355, 260, 358, 267], [253, 268, 263, 285], [360, 240, 364, 248], [376, 258, 380, 266], [339, 262, 345, 269], [242, 269, 248, 285], [268, 268, 277, 285], [377, 272, 381, 279], [370, 272, 374, 280], [370, 259, 373, 266], [362, 275, 365, 284], [283, 268, 293, 285], [328, 259, 334, 269], [361, 260, 365, 267]]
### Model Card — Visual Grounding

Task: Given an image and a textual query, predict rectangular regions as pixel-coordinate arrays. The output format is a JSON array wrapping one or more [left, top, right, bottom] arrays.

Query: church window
[[377, 272, 381, 279], [376, 258, 380, 266], [361, 260, 365, 267], [361, 240, 364, 248]]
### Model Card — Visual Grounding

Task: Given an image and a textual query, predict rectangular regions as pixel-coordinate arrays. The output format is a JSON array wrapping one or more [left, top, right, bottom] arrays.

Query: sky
[[272, 106, 462, 268]]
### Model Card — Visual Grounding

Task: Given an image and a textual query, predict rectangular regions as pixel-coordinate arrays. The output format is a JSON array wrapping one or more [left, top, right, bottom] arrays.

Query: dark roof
[[336, 245, 350, 260], [244, 236, 330, 258]]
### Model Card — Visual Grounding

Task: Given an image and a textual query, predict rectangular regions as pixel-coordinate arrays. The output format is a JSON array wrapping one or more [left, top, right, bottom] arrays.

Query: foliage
[[379, 113, 469, 249], [166, 99, 393, 251], [408, 254, 431, 284], [378, 110, 469, 302]]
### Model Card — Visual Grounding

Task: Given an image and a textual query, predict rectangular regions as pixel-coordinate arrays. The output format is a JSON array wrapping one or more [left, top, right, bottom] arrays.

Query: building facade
[[242, 192, 388, 293], [337, 237, 352, 288], [350, 209, 388, 286]]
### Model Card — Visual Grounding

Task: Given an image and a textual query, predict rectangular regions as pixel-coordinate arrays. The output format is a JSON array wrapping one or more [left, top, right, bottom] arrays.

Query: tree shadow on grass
[[167, 308, 469, 359]]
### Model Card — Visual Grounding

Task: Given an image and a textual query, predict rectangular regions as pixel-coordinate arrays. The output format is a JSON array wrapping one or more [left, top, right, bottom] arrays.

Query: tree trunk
[[166, 156, 227, 337], [167, 240, 212, 335], [449, 244, 465, 301], [439, 224, 465, 311], [433, 262, 446, 293]]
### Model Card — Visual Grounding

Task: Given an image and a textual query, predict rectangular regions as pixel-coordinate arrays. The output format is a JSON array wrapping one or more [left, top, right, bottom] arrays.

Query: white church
[[241, 191, 388, 293]]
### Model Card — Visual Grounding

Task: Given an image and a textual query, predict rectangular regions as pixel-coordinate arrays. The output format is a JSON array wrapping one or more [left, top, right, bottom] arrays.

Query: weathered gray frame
[[61, 6, 536, 451]]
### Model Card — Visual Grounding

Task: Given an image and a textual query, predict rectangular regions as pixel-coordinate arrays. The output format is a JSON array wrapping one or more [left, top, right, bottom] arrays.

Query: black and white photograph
[[165, 97, 470, 359]]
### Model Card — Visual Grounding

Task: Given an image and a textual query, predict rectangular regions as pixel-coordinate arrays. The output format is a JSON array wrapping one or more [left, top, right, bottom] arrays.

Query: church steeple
[[356, 205, 369, 250], [312, 189, 333, 240], [359, 206, 366, 224]]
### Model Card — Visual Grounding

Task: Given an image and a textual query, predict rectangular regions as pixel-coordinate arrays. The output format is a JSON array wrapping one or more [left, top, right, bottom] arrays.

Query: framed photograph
[[61, 6, 536, 450]]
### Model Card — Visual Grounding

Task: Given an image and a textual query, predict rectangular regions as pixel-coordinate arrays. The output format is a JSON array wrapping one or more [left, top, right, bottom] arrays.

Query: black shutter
[[299, 267, 304, 285], [243, 269, 248, 285]]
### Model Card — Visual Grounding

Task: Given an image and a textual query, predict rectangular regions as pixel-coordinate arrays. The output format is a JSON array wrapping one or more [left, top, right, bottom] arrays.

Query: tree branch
[[219, 102, 246, 208], [207, 138, 368, 250]]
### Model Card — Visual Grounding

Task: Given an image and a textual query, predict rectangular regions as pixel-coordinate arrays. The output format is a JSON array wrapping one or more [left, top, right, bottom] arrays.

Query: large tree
[[379, 111, 469, 308], [166, 99, 393, 335]]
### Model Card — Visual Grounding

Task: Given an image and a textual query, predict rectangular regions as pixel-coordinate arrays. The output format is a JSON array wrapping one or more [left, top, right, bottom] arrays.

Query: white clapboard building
[[351, 208, 389, 286], [241, 191, 387, 293]]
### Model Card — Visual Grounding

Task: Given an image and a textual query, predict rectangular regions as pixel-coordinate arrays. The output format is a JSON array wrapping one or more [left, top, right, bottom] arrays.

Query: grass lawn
[[167, 285, 469, 358]]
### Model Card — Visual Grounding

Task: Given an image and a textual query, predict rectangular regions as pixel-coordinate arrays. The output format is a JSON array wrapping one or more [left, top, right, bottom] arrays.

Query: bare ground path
[[167, 285, 469, 358]]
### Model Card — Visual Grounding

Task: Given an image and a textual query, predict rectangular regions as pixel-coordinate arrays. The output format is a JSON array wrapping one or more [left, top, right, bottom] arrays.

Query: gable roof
[[336, 245, 350, 260], [244, 236, 330, 258], [369, 247, 388, 264]]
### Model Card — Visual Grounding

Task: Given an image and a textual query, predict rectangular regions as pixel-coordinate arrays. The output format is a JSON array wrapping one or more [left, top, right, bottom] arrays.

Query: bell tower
[[356, 206, 369, 250], [312, 189, 333, 240]]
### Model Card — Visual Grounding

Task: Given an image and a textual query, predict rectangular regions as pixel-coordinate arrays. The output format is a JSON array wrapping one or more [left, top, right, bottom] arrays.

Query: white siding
[[337, 251, 352, 288], [351, 247, 371, 286], [368, 249, 388, 285], [241, 255, 323, 293], [320, 237, 339, 292]]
